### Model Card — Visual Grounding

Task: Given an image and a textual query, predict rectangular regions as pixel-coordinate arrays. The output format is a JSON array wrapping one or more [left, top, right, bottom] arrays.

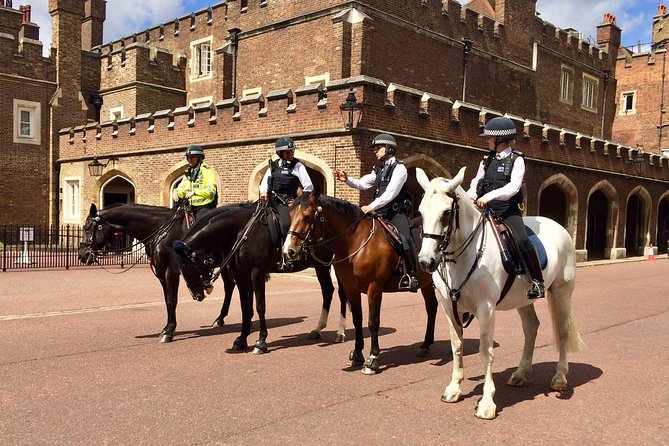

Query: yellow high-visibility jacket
[[174, 163, 217, 208]]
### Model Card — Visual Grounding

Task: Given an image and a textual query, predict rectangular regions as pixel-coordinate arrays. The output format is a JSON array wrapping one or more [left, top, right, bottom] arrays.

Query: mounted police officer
[[172, 145, 218, 220], [467, 116, 545, 299], [335, 133, 418, 292], [259, 137, 314, 270]]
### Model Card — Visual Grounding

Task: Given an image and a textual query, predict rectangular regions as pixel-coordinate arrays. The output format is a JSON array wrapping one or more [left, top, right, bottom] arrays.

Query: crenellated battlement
[[59, 75, 668, 179]]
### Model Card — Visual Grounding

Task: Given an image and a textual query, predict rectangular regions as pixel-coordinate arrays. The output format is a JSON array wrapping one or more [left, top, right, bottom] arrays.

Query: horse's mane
[[187, 201, 255, 233], [294, 192, 364, 219]]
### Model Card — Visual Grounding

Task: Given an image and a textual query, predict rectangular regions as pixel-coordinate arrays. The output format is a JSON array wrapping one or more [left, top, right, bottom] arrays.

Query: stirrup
[[527, 280, 545, 299], [399, 274, 418, 293]]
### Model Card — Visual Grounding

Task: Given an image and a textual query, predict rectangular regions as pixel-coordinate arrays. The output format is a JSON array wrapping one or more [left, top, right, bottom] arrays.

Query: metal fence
[[1, 223, 149, 272]]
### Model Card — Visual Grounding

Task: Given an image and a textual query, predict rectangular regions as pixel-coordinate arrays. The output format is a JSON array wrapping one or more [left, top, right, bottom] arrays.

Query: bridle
[[287, 202, 372, 266], [421, 191, 460, 255]]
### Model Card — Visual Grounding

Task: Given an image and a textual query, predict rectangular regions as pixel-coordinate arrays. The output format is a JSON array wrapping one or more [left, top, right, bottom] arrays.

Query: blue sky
[[24, 0, 663, 55]]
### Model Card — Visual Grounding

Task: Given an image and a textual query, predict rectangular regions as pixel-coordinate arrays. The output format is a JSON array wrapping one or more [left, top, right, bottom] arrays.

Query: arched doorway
[[624, 193, 647, 257], [658, 197, 669, 255], [539, 184, 567, 227], [586, 190, 608, 259], [101, 175, 135, 207]]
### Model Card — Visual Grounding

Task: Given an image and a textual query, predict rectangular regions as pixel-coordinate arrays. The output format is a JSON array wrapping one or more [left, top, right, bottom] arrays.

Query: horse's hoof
[[230, 338, 248, 352], [550, 376, 568, 391], [307, 330, 321, 340], [441, 388, 462, 403], [347, 350, 364, 367], [212, 318, 224, 328], [159, 334, 173, 343], [507, 373, 527, 387], [252, 340, 268, 355], [362, 355, 379, 374], [475, 403, 497, 420], [334, 333, 346, 343], [415, 346, 430, 357]]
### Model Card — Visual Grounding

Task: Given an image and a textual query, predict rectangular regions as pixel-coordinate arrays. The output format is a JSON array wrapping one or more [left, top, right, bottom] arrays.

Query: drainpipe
[[462, 39, 474, 101], [659, 45, 667, 151], [228, 28, 241, 98], [601, 70, 609, 138]]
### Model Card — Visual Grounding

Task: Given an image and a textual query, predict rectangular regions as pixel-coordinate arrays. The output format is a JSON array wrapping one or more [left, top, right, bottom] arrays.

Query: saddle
[[488, 214, 547, 275]]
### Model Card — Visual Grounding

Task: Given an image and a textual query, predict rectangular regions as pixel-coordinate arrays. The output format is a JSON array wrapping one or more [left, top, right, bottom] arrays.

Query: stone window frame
[[109, 106, 124, 121], [560, 64, 574, 105], [242, 87, 262, 97], [581, 73, 598, 113], [305, 73, 330, 87], [63, 177, 81, 223], [619, 90, 637, 115], [13, 99, 41, 145], [190, 36, 213, 82]]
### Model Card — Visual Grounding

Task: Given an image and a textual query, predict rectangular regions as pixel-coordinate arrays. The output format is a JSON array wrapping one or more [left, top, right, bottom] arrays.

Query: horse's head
[[78, 203, 115, 265], [173, 239, 216, 301], [283, 189, 322, 261], [416, 167, 466, 272]]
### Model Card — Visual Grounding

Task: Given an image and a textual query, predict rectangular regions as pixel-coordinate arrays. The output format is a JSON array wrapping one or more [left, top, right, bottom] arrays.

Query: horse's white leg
[[507, 304, 540, 387], [442, 315, 465, 403], [476, 301, 497, 420], [335, 310, 347, 343], [547, 288, 579, 391], [309, 307, 329, 338]]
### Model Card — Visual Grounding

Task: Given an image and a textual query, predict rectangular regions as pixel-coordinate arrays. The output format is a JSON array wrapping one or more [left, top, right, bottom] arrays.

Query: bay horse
[[78, 202, 237, 343], [415, 167, 583, 419], [172, 201, 348, 354], [282, 191, 439, 375]]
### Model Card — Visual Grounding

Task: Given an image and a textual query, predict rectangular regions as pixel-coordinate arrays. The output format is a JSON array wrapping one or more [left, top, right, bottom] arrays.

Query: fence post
[[66, 225, 70, 270]]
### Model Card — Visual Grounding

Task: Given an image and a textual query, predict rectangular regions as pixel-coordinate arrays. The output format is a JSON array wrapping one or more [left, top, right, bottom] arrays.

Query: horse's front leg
[[346, 290, 365, 368], [308, 264, 336, 340], [362, 283, 383, 375], [251, 269, 268, 354], [507, 304, 540, 387], [417, 283, 438, 356], [159, 266, 179, 343], [231, 276, 253, 351], [442, 311, 465, 403], [213, 267, 236, 327], [475, 301, 497, 420], [334, 275, 348, 343]]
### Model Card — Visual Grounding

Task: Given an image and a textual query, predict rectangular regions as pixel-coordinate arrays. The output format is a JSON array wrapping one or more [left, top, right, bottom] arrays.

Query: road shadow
[[461, 362, 603, 415], [134, 316, 308, 342]]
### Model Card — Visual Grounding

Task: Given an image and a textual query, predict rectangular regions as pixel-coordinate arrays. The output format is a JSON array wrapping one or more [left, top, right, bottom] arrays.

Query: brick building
[[3, 0, 669, 259]]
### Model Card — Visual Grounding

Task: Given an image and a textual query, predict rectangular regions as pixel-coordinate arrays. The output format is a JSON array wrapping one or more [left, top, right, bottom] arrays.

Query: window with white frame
[[13, 99, 41, 145], [582, 74, 598, 111], [619, 91, 636, 115], [305, 73, 330, 87], [191, 36, 213, 80], [560, 65, 573, 104], [64, 179, 81, 222], [109, 106, 124, 121]]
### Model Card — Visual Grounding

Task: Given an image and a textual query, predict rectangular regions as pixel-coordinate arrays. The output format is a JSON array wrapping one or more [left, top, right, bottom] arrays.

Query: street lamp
[[340, 87, 363, 130], [629, 152, 646, 176], [88, 157, 119, 177]]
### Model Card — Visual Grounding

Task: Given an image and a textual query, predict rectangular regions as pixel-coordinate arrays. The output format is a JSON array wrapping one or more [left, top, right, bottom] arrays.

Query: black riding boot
[[521, 245, 544, 299], [399, 236, 419, 293]]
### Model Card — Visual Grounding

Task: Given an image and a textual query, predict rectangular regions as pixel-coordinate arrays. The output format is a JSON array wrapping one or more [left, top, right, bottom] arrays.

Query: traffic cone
[[647, 243, 655, 261]]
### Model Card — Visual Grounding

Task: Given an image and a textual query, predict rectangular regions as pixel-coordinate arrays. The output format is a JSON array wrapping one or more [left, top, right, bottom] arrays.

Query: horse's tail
[[547, 292, 585, 353]]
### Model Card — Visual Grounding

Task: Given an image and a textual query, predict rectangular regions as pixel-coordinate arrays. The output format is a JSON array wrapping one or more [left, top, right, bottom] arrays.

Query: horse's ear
[[415, 168, 430, 192], [452, 166, 466, 187], [89, 203, 97, 217], [310, 185, 321, 204]]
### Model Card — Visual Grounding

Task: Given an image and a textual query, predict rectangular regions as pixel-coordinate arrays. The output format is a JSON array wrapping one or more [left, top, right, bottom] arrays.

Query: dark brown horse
[[283, 191, 438, 374], [77, 202, 237, 342]]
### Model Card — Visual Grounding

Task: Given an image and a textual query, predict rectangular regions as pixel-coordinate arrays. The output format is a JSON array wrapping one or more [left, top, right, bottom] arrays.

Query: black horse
[[173, 201, 348, 353], [78, 202, 237, 342]]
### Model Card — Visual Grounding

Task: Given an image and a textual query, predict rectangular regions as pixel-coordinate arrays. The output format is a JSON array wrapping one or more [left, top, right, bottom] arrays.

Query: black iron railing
[[1, 223, 149, 272]]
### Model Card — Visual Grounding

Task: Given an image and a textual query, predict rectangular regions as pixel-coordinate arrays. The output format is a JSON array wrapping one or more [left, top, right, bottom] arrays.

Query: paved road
[[1, 259, 667, 445]]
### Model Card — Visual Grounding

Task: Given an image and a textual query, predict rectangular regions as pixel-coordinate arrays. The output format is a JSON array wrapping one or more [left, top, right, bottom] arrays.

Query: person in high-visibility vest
[[172, 145, 218, 219]]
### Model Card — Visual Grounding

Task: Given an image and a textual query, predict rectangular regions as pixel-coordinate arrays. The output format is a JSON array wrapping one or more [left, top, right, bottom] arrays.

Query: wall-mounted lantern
[[88, 157, 119, 177], [340, 87, 363, 130]]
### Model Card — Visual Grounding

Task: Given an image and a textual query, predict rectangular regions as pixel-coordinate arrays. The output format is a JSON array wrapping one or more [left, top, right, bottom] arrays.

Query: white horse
[[415, 167, 583, 420]]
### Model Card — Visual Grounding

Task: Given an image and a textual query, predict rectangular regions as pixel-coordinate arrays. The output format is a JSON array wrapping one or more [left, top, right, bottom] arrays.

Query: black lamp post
[[630, 152, 647, 176], [340, 87, 363, 130], [88, 157, 118, 177]]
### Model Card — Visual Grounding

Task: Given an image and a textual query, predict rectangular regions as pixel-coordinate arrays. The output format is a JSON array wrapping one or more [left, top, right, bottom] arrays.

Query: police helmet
[[480, 117, 516, 141], [370, 133, 397, 154], [275, 136, 296, 153], [184, 144, 205, 158]]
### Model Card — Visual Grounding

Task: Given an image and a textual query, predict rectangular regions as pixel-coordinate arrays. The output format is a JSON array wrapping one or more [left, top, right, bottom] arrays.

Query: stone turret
[[82, 0, 105, 50]]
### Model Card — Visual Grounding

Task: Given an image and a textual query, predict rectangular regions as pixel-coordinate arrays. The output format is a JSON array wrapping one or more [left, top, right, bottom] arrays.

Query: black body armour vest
[[269, 158, 302, 198], [374, 160, 409, 217], [478, 150, 524, 215]]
